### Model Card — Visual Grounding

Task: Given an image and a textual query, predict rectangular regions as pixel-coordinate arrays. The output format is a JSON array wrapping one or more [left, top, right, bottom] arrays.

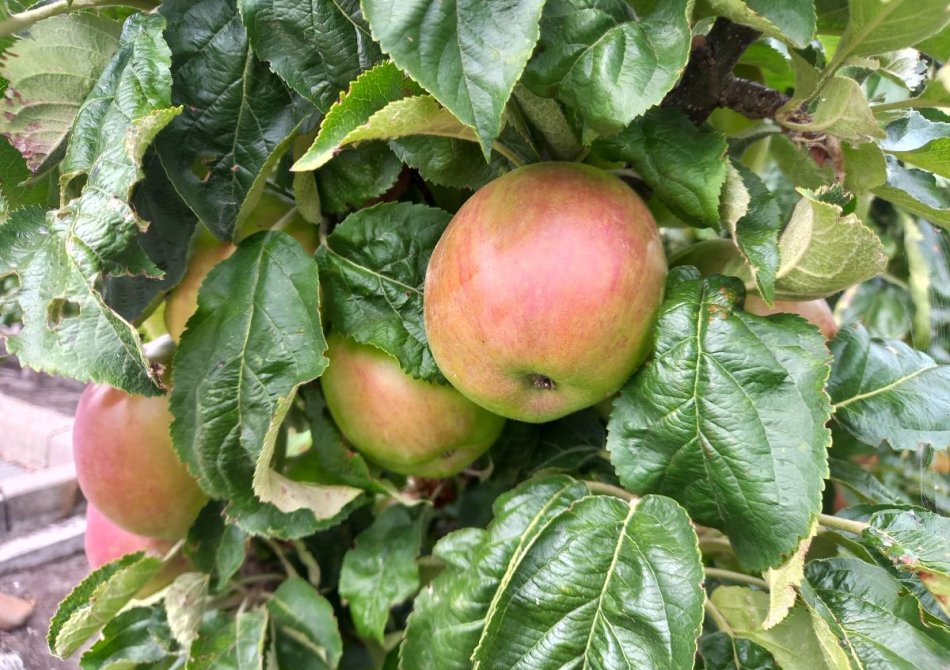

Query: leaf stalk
[[0, 0, 159, 38], [818, 513, 870, 535], [704, 567, 768, 589]]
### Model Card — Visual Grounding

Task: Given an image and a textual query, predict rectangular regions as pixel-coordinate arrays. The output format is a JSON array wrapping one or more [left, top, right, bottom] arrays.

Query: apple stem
[[585, 480, 636, 502]]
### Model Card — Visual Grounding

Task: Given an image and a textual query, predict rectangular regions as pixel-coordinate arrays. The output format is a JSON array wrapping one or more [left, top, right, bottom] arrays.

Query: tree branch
[[663, 17, 795, 126]]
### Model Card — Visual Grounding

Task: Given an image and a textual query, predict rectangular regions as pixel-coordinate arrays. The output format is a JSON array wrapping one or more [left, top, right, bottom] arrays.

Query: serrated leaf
[[363, 0, 545, 156], [316, 142, 403, 214], [186, 504, 248, 589], [267, 578, 343, 669], [48, 552, 163, 659], [763, 521, 815, 629], [711, 586, 851, 670], [316, 202, 451, 382], [189, 609, 268, 669], [471, 494, 704, 670], [698, 0, 817, 48], [0, 14, 121, 172], [170, 232, 350, 539], [400, 476, 590, 670], [828, 323, 950, 450], [156, 0, 305, 240], [863, 507, 950, 614], [769, 134, 835, 190], [801, 557, 950, 668], [339, 505, 423, 644], [773, 189, 887, 300], [881, 111, 950, 179], [238, 0, 382, 112], [389, 136, 506, 189], [833, 0, 950, 62], [828, 457, 911, 505], [699, 632, 779, 670], [725, 161, 782, 303], [874, 156, 950, 230], [790, 76, 884, 142], [607, 268, 831, 572], [293, 61, 423, 172], [511, 84, 581, 161], [593, 108, 727, 228], [0, 139, 53, 210], [0, 13, 177, 395], [79, 604, 176, 670], [164, 572, 209, 650], [524, 0, 691, 142], [101, 151, 198, 322]]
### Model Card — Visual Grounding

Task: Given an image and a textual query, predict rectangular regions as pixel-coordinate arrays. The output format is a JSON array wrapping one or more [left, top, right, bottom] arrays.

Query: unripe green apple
[[73, 384, 208, 539], [424, 162, 667, 423], [670, 239, 839, 339], [320, 333, 506, 477]]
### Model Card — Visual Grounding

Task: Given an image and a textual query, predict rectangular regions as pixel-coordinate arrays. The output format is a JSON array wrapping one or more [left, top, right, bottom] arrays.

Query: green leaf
[[916, 25, 950, 60], [0, 140, 53, 211], [339, 505, 424, 644], [836, 278, 913, 340], [170, 232, 357, 539], [156, 0, 305, 241], [828, 457, 911, 506], [389, 136, 506, 189], [524, 0, 691, 141], [400, 476, 590, 670], [698, 0, 817, 48], [593, 108, 728, 228], [828, 323, 950, 451], [841, 141, 887, 193], [0, 13, 178, 396], [699, 632, 779, 670], [773, 189, 887, 300], [267, 578, 343, 669], [164, 572, 209, 650], [607, 268, 832, 572], [48, 552, 163, 659], [904, 218, 950, 362], [863, 507, 950, 614], [188, 609, 268, 669], [724, 161, 782, 303], [186, 503, 248, 589], [511, 84, 581, 161], [101, 151, 198, 323], [470, 494, 704, 670], [362, 0, 545, 156], [292, 61, 423, 172], [0, 14, 122, 172], [789, 76, 884, 142], [316, 143, 403, 214], [881, 111, 950, 179], [874, 156, 950, 230], [833, 0, 950, 61], [238, 0, 382, 112], [801, 557, 950, 668], [316, 202, 451, 382], [711, 586, 851, 670], [79, 605, 176, 670]]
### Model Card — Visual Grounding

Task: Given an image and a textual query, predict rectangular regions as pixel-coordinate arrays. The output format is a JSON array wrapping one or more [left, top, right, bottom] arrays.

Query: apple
[[669, 239, 839, 339], [320, 333, 506, 477], [423, 162, 667, 423], [73, 384, 208, 539], [84, 503, 191, 596], [164, 192, 318, 341]]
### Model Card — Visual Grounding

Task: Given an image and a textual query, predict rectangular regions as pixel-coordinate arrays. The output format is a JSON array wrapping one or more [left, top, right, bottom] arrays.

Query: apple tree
[[0, 0, 949, 667]]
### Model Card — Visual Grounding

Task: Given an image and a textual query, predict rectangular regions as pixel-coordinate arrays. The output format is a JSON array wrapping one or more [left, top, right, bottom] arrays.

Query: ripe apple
[[73, 384, 208, 539], [320, 333, 506, 477], [670, 239, 839, 339], [84, 504, 190, 596], [423, 162, 667, 423], [164, 192, 318, 341]]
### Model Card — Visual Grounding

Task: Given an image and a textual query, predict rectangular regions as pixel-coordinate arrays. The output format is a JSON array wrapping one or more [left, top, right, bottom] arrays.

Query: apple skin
[[423, 162, 667, 423], [669, 239, 839, 339], [320, 333, 506, 477], [84, 504, 190, 596], [73, 384, 208, 540]]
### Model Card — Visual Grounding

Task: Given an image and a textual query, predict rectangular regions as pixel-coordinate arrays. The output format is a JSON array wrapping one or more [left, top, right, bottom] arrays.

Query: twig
[[585, 480, 637, 502], [720, 77, 791, 120], [704, 567, 769, 589], [0, 0, 159, 37]]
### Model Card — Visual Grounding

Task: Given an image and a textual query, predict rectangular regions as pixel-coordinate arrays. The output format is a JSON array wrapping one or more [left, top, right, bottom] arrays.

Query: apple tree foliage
[[0, 0, 948, 667]]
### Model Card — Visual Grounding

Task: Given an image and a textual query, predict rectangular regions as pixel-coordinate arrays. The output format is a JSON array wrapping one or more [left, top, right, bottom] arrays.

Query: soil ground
[[0, 553, 86, 670]]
